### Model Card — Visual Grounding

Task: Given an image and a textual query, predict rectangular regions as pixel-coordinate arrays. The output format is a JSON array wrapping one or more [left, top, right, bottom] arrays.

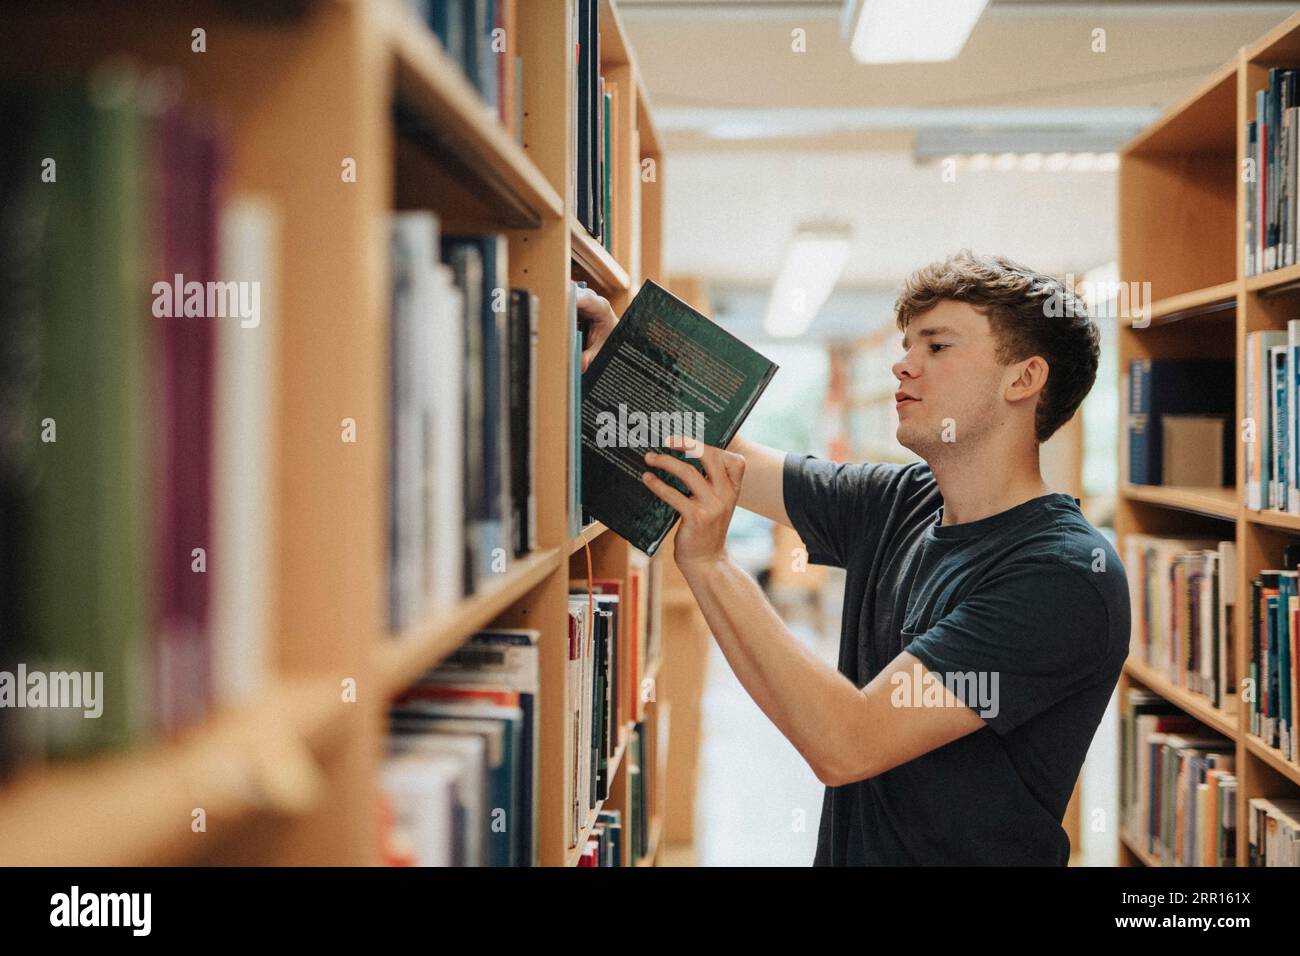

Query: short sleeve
[[903, 561, 1112, 736], [782, 453, 905, 568]]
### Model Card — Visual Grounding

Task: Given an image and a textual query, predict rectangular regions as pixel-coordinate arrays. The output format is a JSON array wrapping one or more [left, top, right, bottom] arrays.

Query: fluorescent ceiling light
[[764, 225, 852, 338], [844, 0, 989, 64]]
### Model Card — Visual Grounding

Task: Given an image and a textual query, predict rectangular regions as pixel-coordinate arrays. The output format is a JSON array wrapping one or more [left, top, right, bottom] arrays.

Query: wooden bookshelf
[[1141, 281, 1237, 326], [1119, 483, 1239, 521], [1115, 10, 1300, 867], [0, 0, 676, 867], [570, 520, 610, 554], [571, 217, 632, 294]]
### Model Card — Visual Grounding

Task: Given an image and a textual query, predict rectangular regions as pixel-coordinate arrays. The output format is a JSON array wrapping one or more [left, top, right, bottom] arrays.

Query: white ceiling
[[620, 1, 1298, 337]]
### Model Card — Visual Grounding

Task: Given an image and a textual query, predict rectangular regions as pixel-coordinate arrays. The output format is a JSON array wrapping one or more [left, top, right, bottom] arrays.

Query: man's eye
[[928, 343, 949, 353]]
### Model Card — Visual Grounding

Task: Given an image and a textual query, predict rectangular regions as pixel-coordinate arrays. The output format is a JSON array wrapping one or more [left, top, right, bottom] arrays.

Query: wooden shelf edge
[[1245, 260, 1300, 296], [1133, 281, 1237, 325], [380, 547, 562, 695], [570, 520, 609, 554], [1119, 484, 1238, 521], [0, 673, 350, 866], [1244, 734, 1300, 787], [384, 0, 564, 224], [1124, 658, 1239, 738], [1246, 507, 1300, 531], [571, 218, 631, 295]]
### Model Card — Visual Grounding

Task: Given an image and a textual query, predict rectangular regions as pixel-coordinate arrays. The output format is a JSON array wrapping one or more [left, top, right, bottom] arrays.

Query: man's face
[[891, 299, 1018, 458]]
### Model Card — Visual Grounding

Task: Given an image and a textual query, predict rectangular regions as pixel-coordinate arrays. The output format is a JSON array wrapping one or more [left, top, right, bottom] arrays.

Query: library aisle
[[3, 1, 1300, 912]]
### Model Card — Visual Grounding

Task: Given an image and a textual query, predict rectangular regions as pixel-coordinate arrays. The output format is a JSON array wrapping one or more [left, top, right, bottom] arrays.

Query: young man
[[577, 251, 1129, 865]]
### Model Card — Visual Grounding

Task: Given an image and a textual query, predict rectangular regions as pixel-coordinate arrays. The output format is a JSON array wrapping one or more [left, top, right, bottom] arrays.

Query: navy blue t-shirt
[[783, 453, 1130, 865]]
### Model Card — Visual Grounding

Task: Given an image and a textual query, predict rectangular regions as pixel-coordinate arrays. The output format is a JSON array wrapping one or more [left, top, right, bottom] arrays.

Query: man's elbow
[[814, 752, 878, 788]]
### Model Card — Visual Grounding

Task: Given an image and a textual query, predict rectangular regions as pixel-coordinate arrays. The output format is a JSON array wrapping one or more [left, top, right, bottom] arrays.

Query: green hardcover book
[[579, 279, 777, 555], [29, 74, 155, 756]]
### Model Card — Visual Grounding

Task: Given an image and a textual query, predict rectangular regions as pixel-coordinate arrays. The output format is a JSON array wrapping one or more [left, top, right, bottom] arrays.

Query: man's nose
[[892, 352, 917, 381]]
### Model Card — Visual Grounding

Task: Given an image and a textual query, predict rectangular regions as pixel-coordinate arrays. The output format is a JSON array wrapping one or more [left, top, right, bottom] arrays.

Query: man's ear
[[1005, 355, 1049, 405]]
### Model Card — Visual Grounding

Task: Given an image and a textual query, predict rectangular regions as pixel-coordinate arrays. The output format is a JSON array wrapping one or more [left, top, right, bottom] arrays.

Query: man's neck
[[927, 438, 1051, 527]]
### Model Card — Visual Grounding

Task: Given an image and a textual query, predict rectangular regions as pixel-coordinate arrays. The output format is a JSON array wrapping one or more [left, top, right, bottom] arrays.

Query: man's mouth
[[895, 391, 919, 407]]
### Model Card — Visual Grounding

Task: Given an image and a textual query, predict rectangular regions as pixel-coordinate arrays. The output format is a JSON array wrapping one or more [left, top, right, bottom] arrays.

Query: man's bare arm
[[639, 440, 985, 786], [726, 433, 792, 529]]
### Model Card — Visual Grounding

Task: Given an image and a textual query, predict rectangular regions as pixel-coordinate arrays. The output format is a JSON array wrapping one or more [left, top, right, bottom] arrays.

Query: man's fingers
[[576, 289, 614, 326], [645, 450, 712, 500], [641, 470, 694, 515]]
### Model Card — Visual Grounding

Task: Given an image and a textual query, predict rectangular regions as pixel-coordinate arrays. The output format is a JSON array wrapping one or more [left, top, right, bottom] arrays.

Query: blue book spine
[[1128, 358, 1151, 484]]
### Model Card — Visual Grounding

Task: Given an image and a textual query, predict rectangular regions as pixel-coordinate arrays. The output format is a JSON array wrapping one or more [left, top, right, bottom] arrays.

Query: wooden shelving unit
[[0, 0, 675, 867], [1115, 10, 1300, 867]]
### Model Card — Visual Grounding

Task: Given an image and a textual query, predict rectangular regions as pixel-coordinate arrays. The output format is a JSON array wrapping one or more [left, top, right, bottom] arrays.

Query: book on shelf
[[1120, 689, 1236, 866], [1245, 68, 1300, 277], [582, 808, 623, 866], [580, 279, 779, 555], [442, 233, 512, 585], [0, 71, 278, 766], [389, 216, 540, 631], [628, 720, 654, 862], [508, 289, 540, 557], [1161, 415, 1227, 488], [1249, 560, 1300, 762], [566, 585, 619, 847], [386, 627, 541, 866], [389, 213, 465, 629], [1123, 534, 1237, 712], [1247, 797, 1300, 866], [210, 198, 278, 707], [413, 0, 523, 144], [604, 83, 616, 254], [379, 749, 462, 866], [1244, 323, 1300, 512], [1126, 358, 1233, 487], [573, 0, 613, 246]]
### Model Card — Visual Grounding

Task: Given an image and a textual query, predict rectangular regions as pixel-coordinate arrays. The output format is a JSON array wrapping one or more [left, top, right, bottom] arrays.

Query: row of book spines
[[1247, 569, 1299, 762], [1120, 693, 1237, 866], [564, 566, 658, 851], [1244, 326, 1300, 512], [0, 75, 275, 762], [573, 0, 617, 248], [387, 214, 540, 632], [411, 0, 524, 144], [1124, 535, 1236, 709], [579, 809, 623, 866], [567, 587, 620, 848], [385, 628, 541, 866], [1245, 68, 1299, 277], [577, 747, 653, 866], [1246, 796, 1300, 866]]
